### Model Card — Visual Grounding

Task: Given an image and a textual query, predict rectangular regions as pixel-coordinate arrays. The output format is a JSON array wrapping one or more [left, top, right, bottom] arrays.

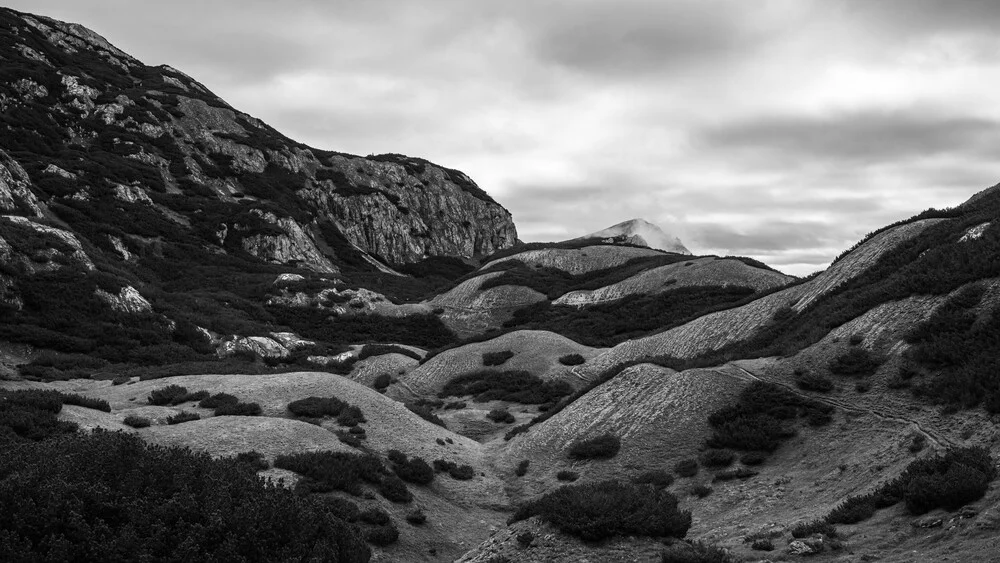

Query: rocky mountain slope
[[573, 218, 691, 254]]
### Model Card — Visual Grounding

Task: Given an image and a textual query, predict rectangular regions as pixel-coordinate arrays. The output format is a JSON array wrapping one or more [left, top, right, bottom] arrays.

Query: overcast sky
[[9, 1, 1000, 275]]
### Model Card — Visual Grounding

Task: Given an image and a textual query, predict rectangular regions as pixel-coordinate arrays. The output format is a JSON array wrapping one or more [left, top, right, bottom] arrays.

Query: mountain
[[4, 6, 1000, 563], [572, 218, 691, 254]]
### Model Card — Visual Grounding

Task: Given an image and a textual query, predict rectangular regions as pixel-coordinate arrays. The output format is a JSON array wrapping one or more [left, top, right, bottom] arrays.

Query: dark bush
[[483, 350, 515, 366], [372, 373, 392, 390], [336, 431, 363, 448], [675, 459, 699, 478], [389, 452, 435, 485], [287, 396, 347, 418], [558, 353, 586, 366], [148, 384, 189, 405], [795, 372, 835, 392], [405, 402, 446, 427], [510, 480, 692, 541], [661, 540, 735, 563], [406, 509, 427, 526], [433, 458, 456, 473], [739, 451, 768, 466], [59, 393, 111, 412], [337, 405, 366, 427], [516, 531, 534, 547], [274, 451, 385, 496], [556, 470, 579, 482], [568, 434, 621, 460], [440, 370, 573, 405], [515, 459, 530, 477], [199, 392, 239, 408], [166, 411, 200, 424], [487, 408, 515, 424], [449, 464, 475, 480], [750, 538, 774, 552], [359, 508, 391, 525], [699, 449, 734, 468], [633, 469, 674, 489], [706, 382, 833, 452], [791, 520, 837, 538], [112, 376, 131, 385], [321, 497, 360, 522], [0, 430, 369, 561], [829, 348, 882, 377], [233, 450, 269, 471], [214, 401, 262, 416], [364, 524, 399, 546], [378, 474, 413, 503], [691, 484, 712, 498], [122, 415, 151, 428]]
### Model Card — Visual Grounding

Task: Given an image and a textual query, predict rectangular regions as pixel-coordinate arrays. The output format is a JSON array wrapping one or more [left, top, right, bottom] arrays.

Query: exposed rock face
[[236, 211, 338, 274], [95, 285, 152, 314], [218, 336, 291, 359], [0, 150, 44, 217]]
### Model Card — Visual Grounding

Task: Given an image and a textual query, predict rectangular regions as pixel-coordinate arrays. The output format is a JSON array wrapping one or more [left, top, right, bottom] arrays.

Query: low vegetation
[[387, 450, 435, 485], [487, 408, 515, 423], [568, 433, 621, 460], [482, 350, 515, 366], [166, 411, 200, 425], [439, 370, 573, 405], [633, 469, 674, 489], [287, 396, 366, 426], [706, 382, 833, 454], [405, 402, 446, 427], [674, 459, 699, 478], [556, 470, 579, 482], [358, 343, 422, 361], [828, 348, 882, 377], [558, 353, 586, 366], [509, 480, 692, 541]]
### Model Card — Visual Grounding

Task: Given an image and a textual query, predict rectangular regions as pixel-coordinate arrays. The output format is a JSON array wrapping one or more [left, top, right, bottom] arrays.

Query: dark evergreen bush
[[706, 382, 833, 452], [691, 484, 713, 498], [122, 415, 150, 428], [699, 449, 734, 468], [0, 390, 78, 442], [359, 508, 391, 525], [633, 469, 674, 489], [568, 434, 621, 460], [483, 350, 515, 366], [674, 459, 699, 478], [364, 524, 399, 546], [440, 370, 573, 404], [378, 474, 413, 503], [233, 450, 269, 471], [558, 353, 586, 366], [515, 459, 530, 477], [487, 408, 515, 424], [405, 402, 446, 427], [712, 467, 757, 482], [510, 480, 692, 541], [556, 470, 579, 482], [198, 392, 239, 408], [739, 451, 768, 466], [0, 430, 369, 561], [372, 373, 392, 390], [148, 384, 189, 405], [59, 393, 111, 412], [274, 450, 386, 496], [795, 372, 835, 392], [214, 401, 262, 416], [791, 520, 837, 538], [387, 451, 435, 485], [661, 540, 735, 562], [287, 396, 347, 418], [828, 348, 882, 377], [406, 509, 427, 526], [516, 531, 534, 547], [166, 411, 199, 424], [449, 465, 475, 480]]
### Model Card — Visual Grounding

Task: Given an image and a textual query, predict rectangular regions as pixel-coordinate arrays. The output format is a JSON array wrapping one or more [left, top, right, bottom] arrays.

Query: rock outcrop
[[572, 218, 690, 254]]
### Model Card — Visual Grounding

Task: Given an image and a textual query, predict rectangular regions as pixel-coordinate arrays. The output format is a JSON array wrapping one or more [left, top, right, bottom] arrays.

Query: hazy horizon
[[8, 0, 1000, 275]]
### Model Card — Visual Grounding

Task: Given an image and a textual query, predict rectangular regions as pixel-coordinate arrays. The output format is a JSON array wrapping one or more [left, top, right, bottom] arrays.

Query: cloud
[[699, 110, 1000, 166]]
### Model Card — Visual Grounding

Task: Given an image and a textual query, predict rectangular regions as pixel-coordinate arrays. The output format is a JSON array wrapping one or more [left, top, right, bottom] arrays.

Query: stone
[[912, 516, 943, 528], [787, 534, 824, 556]]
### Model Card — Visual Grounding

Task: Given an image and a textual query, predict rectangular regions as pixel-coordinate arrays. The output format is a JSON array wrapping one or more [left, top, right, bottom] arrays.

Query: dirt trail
[[715, 363, 955, 449]]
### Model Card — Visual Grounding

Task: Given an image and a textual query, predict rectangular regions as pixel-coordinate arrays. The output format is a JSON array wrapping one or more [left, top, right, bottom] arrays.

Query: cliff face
[[0, 7, 517, 272]]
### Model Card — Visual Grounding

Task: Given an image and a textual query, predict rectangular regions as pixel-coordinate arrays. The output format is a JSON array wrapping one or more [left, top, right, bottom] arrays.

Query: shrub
[[691, 484, 712, 498], [750, 538, 774, 551], [449, 464, 475, 480], [0, 430, 370, 561], [487, 408, 515, 424], [568, 434, 621, 460], [515, 459, 530, 477], [556, 470, 579, 482], [791, 520, 837, 538], [510, 480, 692, 541], [483, 350, 515, 366], [558, 353, 586, 366], [287, 396, 347, 418], [166, 411, 200, 424], [199, 392, 239, 408], [111, 376, 131, 385], [439, 370, 573, 405], [59, 393, 111, 412], [674, 459, 699, 478], [661, 540, 735, 562], [739, 451, 768, 466], [321, 497, 360, 522], [234, 451, 269, 471], [336, 431, 363, 448], [359, 508, 391, 525], [122, 415, 151, 428], [214, 402, 262, 416], [0, 390, 78, 442], [148, 384, 189, 405], [378, 474, 413, 503], [829, 348, 881, 377], [389, 452, 435, 485], [405, 402, 446, 428], [706, 382, 833, 452], [909, 434, 927, 453], [274, 451, 385, 496], [516, 531, 534, 547], [337, 405, 366, 427], [406, 509, 427, 526], [633, 470, 674, 489], [372, 373, 392, 390], [795, 372, 834, 392], [364, 524, 399, 546], [433, 458, 456, 473], [699, 449, 734, 468]]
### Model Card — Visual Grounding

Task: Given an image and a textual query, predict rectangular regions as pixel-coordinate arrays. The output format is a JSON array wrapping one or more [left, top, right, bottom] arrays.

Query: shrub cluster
[[0, 430, 369, 561], [510, 480, 692, 541], [122, 415, 151, 428], [0, 389, 78, 442], [482, 350, 515, 366], [826, 446, 995, 524], [166, 411, 200, 425], [791, 520, 837, 539], [558, 353, 586, 366], [487, 408, 515, 424], [148, 385, 206, 406], [556, 470, 579, 482], [59, 393, 111, 412], [794, 371, 834, 392], [387, 450, 435, 485], [706, 382, 833, 453], [674, 459, 699, 478], [713, 467, 758, 482], [633, 470, 674, 489], [405, 402, 446, 427], [568, 433, 621, 460], [660, 540, 735, 562], [287, 396, 366, 426], [699, 449, 734, 468], [440, 370, 573, 405], [828, 348, 882, 377], [432, 458, 476, 480], [273, 450, 389, 498], [515, 459, 530, 477]]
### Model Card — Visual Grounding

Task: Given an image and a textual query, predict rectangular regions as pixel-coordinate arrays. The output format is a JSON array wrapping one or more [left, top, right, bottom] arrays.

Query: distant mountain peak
[[574, 218, 691, 254]]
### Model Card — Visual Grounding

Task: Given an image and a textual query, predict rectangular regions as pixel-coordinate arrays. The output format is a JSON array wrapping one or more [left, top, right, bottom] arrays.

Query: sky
[[8, 0, 1000, 275]]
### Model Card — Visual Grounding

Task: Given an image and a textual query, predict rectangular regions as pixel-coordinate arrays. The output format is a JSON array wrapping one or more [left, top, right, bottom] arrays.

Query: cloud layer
[[10, 0, 1000, 274]]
